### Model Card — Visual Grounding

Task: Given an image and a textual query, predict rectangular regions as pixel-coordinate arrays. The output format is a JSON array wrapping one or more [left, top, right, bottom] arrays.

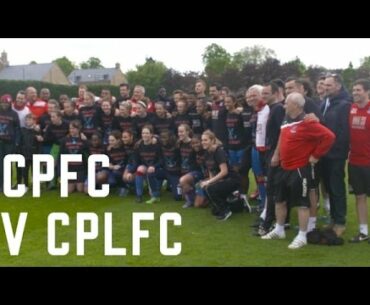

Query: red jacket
[[27, 99, 48, 123], [280, 119, 335, 170]]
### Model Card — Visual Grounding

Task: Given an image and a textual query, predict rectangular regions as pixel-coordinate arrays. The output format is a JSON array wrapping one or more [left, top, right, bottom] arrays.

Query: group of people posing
[[0, 74, 369, 249]]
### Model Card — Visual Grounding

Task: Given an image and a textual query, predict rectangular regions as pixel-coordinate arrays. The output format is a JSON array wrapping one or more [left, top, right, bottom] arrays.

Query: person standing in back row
[[347, 79, 370, 243], [262, 93, 335, 249], [0, 94, 20, 193], [321, 74, 351, 237]]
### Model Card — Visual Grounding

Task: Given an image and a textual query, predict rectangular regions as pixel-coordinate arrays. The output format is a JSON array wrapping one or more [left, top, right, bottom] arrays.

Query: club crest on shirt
[[352, 116, 367, 129], [290, 125, 298, 133]]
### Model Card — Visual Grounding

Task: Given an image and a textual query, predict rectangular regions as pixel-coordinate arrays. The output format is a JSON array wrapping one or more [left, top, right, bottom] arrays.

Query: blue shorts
[[228, 149, 246, 167], [190, 171, 204, 183], [42, 144, 52, 154], [195, 182, 206, 197]]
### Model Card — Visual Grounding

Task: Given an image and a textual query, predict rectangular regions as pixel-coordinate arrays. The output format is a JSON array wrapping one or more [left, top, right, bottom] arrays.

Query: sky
[[1, 38, 370, 73]]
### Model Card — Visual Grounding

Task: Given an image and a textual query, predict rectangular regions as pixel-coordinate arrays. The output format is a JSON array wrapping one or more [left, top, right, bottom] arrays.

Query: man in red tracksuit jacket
[[262, 92, 335, 249]]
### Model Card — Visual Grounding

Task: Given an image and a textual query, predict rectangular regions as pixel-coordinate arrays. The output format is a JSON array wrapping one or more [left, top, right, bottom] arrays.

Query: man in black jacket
[[0, 94, 21, 193], [321, 74, 351, 237]]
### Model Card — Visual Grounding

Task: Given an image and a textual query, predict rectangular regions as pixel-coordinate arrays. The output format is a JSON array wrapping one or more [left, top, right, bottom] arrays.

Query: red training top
[[349, 101, 370, 166], [280, 119, 335, 170]]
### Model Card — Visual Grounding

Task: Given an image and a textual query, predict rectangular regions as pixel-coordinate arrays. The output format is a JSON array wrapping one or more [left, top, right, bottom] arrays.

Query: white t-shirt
[[12, 105, 31, 128], [256, 104, 270, 150]]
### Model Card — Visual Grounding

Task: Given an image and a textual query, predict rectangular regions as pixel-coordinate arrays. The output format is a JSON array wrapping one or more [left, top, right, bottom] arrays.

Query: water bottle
[[177, 184, 182, 196]]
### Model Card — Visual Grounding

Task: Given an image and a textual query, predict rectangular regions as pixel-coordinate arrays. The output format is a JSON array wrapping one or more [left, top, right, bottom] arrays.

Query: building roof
[[68, 68, 118, 84], [0, 63, 54, 81]]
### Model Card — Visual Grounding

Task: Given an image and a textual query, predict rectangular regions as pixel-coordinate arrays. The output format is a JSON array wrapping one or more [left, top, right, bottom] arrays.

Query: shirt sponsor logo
[[352, 116, 367, 129]]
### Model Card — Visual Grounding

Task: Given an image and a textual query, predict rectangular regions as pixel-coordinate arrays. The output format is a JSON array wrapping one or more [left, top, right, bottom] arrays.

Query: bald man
[[262, 93, 335, 249]]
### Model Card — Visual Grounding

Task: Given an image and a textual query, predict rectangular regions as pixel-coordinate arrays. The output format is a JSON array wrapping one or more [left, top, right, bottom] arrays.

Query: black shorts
[[266, 165, 280, 196], [68, 166, 86, 183], [239, 145, 252, 174], [275, 165, 313, 208], [309, 162, 321, 189], [348, 164, 370, 196]]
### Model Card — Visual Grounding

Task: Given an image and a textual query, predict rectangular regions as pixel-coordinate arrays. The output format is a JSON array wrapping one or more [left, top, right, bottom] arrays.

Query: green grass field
[[0, 184, 369, 266]]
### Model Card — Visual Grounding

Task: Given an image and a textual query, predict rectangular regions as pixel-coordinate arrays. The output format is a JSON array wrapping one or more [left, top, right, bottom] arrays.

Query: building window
[[103, 74, 109, 80], [75, 76, 81, 82]]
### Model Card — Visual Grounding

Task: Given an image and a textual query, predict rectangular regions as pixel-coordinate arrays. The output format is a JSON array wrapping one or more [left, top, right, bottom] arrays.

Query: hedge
[[0, 80, 120, 100]]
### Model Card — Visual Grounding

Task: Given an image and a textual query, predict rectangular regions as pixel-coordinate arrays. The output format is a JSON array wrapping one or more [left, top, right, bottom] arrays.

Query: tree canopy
[[126, 57, 168, 98], [53, 56, 76, 76], [43, 45, 370, 99], [80, 57, 104, 69], [232, 45, 277, 69], [202, 43, 233, 78]]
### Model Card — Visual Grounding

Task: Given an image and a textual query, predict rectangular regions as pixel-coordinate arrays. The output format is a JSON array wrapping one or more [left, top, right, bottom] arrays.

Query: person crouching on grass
[[133, 125, 163, 204], [191, 134, 208, 208], [84, 132, 105, 194], [200, 130, 241, 221], [178, 124, 196, 208], [158, 130, 181, 201], [41, 111, 69, 189], [179, 134, 208, 208], [96, 130, 127, 195], [262, 93, 335, 249], [59, 120, 89, 194]]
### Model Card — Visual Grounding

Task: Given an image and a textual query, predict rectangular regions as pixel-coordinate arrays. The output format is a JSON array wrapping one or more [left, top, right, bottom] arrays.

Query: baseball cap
[[0, 94, 12, 103]]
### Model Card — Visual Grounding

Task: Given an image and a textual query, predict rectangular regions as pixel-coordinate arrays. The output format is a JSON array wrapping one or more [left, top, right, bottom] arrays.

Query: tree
[[305, 65, 327, 84], [286, 57, 306, 74], [357, 56, 370, 80], [126, 57, 167, 98], [218, 67, 243, 92], [240, 63, 261, 88], [231, 45, 277, 70], [80, 57, 104, 69], [360, 56, 370, 70], [259, 58, 283, 82], [53, 56, 76, 76], [202, 43, 232, 78], [342, 62, 356, 89], [355, 66, 370, 80], [162, 69, 184, 94], [162, 69, 202, 95], [236, 58, 282, 88], [29, 61, 37, 64], [281, 57, 306, 79]]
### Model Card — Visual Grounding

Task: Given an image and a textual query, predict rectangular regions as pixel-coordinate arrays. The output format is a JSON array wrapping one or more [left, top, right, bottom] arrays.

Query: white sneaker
[[241, 194, 252, 213], [288, 236, 307, 249], [324, 198, 330, 214], [261, 228, 286, 240], [182, 201, 193, 209], [118, 187, 128, 197]]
